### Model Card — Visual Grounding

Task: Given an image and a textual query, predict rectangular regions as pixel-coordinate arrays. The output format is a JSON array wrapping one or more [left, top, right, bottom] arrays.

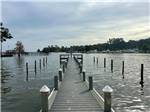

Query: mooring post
[[40, 85, 50, 112], [46, 57, 47, 64], [89, 76, 93, 90], [54, 76, 58, 90], [67, 56, 69, 62], [65, 60, 67, 68], [82, 70, 86, 81], [102, 85, 113, 112], [40, 59, 41, 70], [35, 60, 37, 74], [93, 56, 95, 63], [81, 54, 83, 65], [26, 62, 28, 81], [140, 64, 144, 85], [43, 58, 45, 67], [97, 57, 98, 64], [80, 64, 83, 73], [59, 55, 61, 66], [104, 58, 106, 68], [111, 59, 113, 72], [122, 61, 124, 77], [59, 68, 63, 81], [63, 64, 65, 73]]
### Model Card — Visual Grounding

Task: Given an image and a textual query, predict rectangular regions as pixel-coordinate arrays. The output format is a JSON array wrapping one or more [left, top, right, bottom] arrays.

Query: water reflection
[[1, 86, 11, 94], [1, 62, 12, 94], [15, 56, 25, 68]]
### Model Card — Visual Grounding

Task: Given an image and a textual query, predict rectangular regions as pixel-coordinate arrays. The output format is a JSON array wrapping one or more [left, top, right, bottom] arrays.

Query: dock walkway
[[49, 58, 103, 112]]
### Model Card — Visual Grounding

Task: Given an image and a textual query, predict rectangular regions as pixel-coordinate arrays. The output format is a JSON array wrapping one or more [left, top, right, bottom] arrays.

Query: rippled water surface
[[1, 53, 150, 112]]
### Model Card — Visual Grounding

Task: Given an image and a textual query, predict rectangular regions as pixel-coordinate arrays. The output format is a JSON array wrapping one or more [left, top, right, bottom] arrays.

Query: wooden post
[[122, 61, 124, 78], [59, 55, 61, 66], [35, 60, 37, 74], [40, 59, 41, 70], [43, 58, 45, 67], [63, 64, 65, 73], [111, 59, 113, 73], [104, 58, 106, 68], [102, 85, 113, 112], [59, 68, 63, 81], [80, 64, 82, 73], [89, 76, 93, 90], [65, 60, 67, 68], [40, 85, 50, 112], [140, 64, 144, 85], [46, 57, 47, 64], [82, 70, 86, 81], [97, 57, 98, 64], [26, 62, 28, 81], [81, 54, 83, 65], [93, 56, 95, 63], [54, 76, 58, 90]]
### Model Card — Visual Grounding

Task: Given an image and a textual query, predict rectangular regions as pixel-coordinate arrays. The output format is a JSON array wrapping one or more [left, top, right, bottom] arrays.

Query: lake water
[[1, 53, 150, 112]]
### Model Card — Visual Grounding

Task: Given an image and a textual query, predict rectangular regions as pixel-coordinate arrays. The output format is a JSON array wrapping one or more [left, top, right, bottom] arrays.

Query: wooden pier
[[40, 54, 115, 112]]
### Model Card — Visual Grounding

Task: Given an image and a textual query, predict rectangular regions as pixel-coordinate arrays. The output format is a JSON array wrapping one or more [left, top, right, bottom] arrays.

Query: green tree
[[0, 22, 13, 56]]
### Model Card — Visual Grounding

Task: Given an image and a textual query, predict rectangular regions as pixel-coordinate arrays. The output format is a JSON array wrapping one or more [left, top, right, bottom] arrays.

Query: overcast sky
[[1, 0, 150, 51]]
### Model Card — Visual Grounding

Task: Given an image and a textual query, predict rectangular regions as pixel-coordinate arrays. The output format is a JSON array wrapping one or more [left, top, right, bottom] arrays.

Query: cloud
[[1, 1, 150, 51]]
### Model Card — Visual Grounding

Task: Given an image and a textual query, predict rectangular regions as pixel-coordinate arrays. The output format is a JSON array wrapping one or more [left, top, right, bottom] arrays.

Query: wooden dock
[[39, 54, 115, 112], [50, 58, 103, 112]]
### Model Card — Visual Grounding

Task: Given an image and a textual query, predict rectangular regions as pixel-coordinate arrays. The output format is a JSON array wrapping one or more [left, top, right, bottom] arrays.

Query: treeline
[[39, 37, 150, 53]]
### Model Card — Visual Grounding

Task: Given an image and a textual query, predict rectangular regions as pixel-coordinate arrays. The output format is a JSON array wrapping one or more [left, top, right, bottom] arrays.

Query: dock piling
[[104, 58, 106, 68], [54, 76, 58, 90], [65, 60, 67, 68], [82, 70, 86, 81], [59, 68, 63, 81], [40, 59, 42, 70], [97, 57, 98, 64], [93, 56, 95, 63], [80, 64, 83, 73], [111, 59, 113, 73], [26, 62, 28, 81], [35, 60, 37, 74], [46, 57, 47, 64], [63, 64, 65, 73], [43, 58, 45, 67], [122, 61, 124, 78], [103, 85, 113, 112], [89, 76, 93, 90], [140, 64, 144, 85], [40, 85, 50, 112]]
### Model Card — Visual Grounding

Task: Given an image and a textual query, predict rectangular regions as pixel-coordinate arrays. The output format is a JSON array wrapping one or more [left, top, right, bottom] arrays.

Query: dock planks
[[49, 58, 103, 112]]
